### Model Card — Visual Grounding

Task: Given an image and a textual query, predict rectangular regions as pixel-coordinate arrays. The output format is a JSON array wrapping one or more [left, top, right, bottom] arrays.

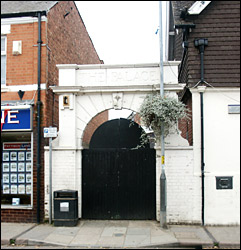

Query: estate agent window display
[[1, 139, 33, 207], [1, 106, 33, 207]]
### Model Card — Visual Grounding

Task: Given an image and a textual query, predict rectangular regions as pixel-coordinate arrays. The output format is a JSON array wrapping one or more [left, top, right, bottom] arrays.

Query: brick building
[[1, 1, 101, 223], [168, 1, 240, 225]]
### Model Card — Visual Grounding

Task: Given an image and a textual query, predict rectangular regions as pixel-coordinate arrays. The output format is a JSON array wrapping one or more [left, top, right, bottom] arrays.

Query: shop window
[[1, 36, 6, 86], [1, 132, 32, 206]]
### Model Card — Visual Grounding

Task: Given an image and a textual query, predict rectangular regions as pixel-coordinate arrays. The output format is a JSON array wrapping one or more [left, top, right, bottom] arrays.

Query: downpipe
[[37, 12, 43, 224], [200, 91, 205, 225], [194, 38, 208, 226]]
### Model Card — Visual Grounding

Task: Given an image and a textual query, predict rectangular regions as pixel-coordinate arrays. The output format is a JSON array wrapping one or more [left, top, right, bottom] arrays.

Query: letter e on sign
[[8, 110, 19, 124]]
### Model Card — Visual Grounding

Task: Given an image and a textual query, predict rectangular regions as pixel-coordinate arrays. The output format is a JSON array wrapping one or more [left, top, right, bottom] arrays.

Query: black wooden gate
[[82, 119, 156, 220]]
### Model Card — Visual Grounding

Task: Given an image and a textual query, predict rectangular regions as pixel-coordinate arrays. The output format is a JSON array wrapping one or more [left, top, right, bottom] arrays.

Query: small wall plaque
[[216, 176, 233, 190], [228, 105, 240, 114]]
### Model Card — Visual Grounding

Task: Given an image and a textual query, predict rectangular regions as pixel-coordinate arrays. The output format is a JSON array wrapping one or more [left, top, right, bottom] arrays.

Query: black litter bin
[[54, 190, 78, 226]]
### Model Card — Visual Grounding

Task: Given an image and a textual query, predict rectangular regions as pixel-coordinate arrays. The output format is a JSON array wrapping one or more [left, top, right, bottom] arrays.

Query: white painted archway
[[53, 63, 183, 148], [44, 63, 200, 223]]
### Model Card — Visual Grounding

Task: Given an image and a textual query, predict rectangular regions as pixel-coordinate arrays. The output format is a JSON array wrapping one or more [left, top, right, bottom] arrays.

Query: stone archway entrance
[[82, 118, 156, 220], [45, 62, 195, 223]]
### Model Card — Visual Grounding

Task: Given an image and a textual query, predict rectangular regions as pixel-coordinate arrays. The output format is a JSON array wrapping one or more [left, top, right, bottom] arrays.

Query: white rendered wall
[[191, 87, 240, 225]]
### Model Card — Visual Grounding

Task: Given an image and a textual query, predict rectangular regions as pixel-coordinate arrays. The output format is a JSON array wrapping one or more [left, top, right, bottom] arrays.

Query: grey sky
[[75, 1, 166, 65]]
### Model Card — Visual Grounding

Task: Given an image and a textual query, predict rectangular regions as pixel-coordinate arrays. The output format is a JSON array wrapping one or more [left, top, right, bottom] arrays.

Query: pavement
[[1, 220, 240, 249]]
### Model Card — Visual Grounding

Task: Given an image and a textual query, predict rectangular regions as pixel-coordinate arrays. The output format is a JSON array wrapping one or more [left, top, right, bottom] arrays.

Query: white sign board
[[44, 127, 57, 138], [60, 202, 69, 212]]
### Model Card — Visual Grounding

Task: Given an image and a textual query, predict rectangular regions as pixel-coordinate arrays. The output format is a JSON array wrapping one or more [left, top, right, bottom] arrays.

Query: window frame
[[1, 36, 7, 86]]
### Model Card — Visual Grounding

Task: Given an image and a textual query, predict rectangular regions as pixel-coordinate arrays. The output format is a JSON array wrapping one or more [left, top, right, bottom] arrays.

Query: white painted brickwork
[[165, 149, 201, 224], [45, 146, 198, 223], [44, 149, 79, 218], [155, 147, 201, 224]]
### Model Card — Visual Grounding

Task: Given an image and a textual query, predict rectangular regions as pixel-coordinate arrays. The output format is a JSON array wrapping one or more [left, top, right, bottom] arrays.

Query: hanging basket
[[139, 93, 190, 137]]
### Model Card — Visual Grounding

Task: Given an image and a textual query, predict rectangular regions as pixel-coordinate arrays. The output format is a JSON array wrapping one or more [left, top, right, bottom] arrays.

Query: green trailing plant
[[138, 93, 190, 146]]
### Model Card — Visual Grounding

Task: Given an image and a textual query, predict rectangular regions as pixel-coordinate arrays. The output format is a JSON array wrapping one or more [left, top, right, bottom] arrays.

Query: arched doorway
[[82, 118, 156, 220]]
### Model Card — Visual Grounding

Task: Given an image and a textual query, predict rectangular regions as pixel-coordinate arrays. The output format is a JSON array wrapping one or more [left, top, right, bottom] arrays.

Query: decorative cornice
[[51, 83, 184, 94]]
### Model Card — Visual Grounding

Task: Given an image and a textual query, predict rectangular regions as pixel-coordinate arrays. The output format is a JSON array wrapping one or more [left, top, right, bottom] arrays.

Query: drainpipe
[[195, 39, 208, 83], [37, 11, 43, 224], [194, 38, 208, 226]]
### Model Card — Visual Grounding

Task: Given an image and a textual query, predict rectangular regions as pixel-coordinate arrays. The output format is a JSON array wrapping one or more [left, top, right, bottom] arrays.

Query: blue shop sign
[[1, 107, 32, 131]]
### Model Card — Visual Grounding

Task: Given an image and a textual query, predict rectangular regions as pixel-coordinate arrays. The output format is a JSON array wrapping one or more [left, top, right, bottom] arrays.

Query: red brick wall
[[178, 91, 193, 146], [3, 21, 47, 87], [46, 1, 101, 129]]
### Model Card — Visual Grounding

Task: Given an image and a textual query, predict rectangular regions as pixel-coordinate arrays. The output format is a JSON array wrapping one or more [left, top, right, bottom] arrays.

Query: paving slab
[[124, 234, 151, 247], [101, 226, 127, 237], [77, 226, 103, 235], [206, 226, 240, 248], [169, 225, 214, 247], [53, 227, 80, 236], [69, 233, 100, 247], [127, 227, 151, 235], [15, 224, 55, 244], [151, 234, 178, 245], [1, 223, 36, 245], [128, 220, 157, 228], [97, 235, 125, 248], [44, 233, 75, 245]]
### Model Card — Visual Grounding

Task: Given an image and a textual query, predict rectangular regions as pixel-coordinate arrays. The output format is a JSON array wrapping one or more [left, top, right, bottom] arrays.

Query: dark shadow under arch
[[89, 118, 149, 149]]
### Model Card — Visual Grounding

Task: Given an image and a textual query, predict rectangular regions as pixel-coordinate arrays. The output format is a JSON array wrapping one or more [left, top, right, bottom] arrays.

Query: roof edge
[[1, 1, 58, 18], [1, 11, 47, 18]]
